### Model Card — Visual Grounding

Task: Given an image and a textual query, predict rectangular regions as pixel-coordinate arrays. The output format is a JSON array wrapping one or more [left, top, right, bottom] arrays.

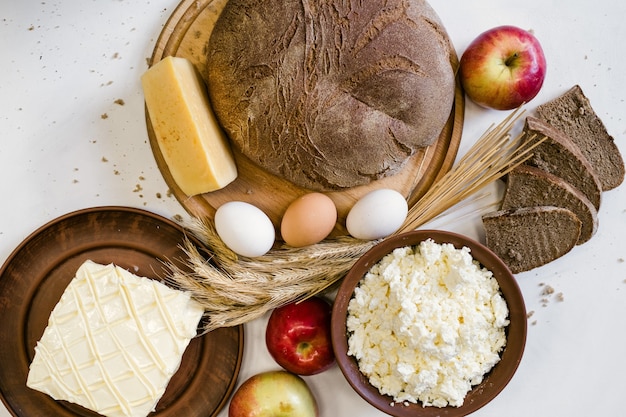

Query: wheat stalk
[[167, 107, 542, 333], [168, 219, 378, 332], [396, 107, 543, 232]]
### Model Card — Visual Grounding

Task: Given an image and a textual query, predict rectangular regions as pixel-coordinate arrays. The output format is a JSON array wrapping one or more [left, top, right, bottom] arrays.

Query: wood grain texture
[[146, 0, 464, 237]]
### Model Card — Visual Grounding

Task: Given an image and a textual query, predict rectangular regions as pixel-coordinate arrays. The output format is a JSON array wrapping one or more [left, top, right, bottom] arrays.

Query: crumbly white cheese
[[346, 239, 509, 408], [27, 260, 204, 417]]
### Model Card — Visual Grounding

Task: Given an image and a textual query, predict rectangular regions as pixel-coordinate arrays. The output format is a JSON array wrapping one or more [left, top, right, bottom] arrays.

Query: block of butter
[[142, 56, 237, 196], [27, 260, 204, 417]]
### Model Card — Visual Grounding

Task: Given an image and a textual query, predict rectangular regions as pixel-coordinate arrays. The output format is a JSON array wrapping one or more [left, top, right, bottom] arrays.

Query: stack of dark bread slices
[[483, 85, 625, 274]]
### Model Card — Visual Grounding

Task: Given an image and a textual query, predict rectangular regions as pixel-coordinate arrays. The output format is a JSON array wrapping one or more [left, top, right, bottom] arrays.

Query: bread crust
[[536, 85, 625, 191], [206, 0, 456, 190], [482, 206, 581, 274], [523, 116, 602, 210], [501, 164, 598, 244]]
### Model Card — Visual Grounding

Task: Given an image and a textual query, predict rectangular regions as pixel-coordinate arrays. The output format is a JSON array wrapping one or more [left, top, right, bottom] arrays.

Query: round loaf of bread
[[205, 0, 456, 191]]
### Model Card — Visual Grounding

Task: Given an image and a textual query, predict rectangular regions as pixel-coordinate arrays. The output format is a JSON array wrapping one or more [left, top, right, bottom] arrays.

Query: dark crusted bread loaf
[[522, 116, 602, 210], [501, 165, 598, 244], [482, 206, 582, 274], [536, 85, 625, 191], [206, 0, 456, 191]]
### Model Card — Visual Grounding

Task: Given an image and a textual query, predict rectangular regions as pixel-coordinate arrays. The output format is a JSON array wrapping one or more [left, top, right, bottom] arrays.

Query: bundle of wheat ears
[[168, 108, 543, 333]]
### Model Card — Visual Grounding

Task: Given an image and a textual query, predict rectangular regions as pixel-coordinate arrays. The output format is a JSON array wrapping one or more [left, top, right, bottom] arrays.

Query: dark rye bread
[[206, 0, 456, 191], [536, 85, 625, 191], [501, 164, 598, 244], [522, 116, 602, 210], [482, 206, 582, 274]]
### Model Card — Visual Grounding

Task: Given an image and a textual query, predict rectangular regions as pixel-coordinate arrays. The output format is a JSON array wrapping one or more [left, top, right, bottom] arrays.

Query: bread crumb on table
[[541, 285, 555, 296]]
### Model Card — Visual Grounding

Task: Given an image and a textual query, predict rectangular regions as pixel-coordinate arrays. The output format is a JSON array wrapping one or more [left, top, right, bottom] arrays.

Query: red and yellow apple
[[459, 25, 547, 110], [265, 297, 335, 376], [228, 371, 318, 417]]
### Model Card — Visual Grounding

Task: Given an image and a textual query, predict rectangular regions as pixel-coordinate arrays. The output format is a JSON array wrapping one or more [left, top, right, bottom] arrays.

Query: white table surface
[[1, 0, 625, 416]]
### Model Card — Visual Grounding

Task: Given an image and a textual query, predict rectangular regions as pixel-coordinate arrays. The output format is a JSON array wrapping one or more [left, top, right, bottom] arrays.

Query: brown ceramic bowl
[[331, 230, 526, 417]]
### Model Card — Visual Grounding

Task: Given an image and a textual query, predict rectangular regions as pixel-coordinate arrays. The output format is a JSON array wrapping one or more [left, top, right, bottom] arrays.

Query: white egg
[[214, 201, 275, 257], [346, 189, 408, 240]]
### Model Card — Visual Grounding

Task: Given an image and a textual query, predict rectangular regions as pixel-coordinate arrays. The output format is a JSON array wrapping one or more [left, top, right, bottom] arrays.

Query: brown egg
[[280, 193, 338, 247]]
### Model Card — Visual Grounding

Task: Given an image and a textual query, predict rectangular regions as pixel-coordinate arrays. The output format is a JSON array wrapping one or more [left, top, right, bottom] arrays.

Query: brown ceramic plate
[[331, 230, 526, 417], [0, 207, 243, 417]]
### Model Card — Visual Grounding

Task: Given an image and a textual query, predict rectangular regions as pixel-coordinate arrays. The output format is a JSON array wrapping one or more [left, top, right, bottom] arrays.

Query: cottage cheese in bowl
[[346, 239, 509, 407], [331, 230, 526, 417]]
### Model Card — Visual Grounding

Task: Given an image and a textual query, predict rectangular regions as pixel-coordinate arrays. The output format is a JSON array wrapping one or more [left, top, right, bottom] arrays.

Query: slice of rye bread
[[522, 116, 602, 210], [482, 206, 582, 274], [501, 165, 598, 244], [536, 84, 625, 191]]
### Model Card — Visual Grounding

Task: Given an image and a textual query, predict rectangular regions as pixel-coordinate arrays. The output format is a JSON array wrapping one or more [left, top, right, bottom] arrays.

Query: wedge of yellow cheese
[[142, 56, 237, 196]]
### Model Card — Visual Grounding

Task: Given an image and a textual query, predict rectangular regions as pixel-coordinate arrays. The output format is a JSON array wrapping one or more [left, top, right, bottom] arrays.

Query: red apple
[[459, 25, 547, 110], [265, 297, 335, 376], [228, 371, 318, 417]]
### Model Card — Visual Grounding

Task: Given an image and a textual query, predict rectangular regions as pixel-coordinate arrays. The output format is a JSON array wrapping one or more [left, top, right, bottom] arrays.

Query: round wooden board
[[146, 0, 464, 237]]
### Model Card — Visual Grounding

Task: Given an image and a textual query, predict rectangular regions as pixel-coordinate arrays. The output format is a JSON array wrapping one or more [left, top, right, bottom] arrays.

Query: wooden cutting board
[[146, 0, 464, 237]]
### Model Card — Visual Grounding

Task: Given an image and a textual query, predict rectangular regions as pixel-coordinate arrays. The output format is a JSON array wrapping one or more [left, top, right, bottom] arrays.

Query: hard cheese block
[[142, 56, 237, 196], [27, 260, 204, 417]]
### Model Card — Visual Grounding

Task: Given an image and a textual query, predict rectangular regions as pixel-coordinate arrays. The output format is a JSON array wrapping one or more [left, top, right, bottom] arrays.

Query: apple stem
[[505, 52, 519, 67]]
